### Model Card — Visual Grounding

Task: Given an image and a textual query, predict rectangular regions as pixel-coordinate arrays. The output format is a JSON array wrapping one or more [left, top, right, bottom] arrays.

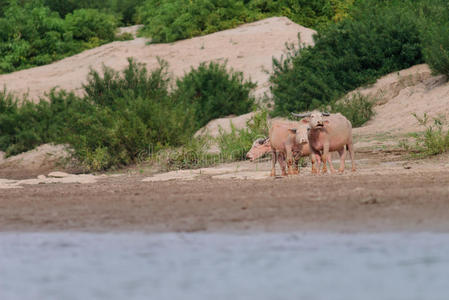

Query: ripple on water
[[0, 232, 449, 300]]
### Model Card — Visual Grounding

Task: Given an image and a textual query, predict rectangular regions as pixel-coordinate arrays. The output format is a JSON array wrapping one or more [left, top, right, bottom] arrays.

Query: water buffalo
[[268, 120, 315, 176], [292, 111, 355, 174], [246, 137, 271, 161]]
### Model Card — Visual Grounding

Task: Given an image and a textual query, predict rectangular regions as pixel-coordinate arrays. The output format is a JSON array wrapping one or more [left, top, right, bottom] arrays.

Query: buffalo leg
[[327, 154, 337, 174], [294, 152, 300, 174], [310, 155, 317, 174], [286, 145, 296, 175], [278, 153, 288, 176], [270, 149, 277, 177], [321, 142, 330, 174], [337, 147, 347, 173], [310, 152, 320, 174]]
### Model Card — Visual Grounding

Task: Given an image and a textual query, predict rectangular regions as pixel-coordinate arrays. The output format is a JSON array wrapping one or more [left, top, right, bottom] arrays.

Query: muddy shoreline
[[1, 168, 449, 233]]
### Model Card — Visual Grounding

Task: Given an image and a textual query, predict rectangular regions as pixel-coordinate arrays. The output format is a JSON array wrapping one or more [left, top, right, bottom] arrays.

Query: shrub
[[0, 1, 119, 73], [109, 0, 148, 25], [154, 135, 219, 171], [172, 61, 256, 130], [418, 0, 449, 77], [0, 89, 36, 156], [64, 9, 117, 43], [70, 94, 199, 171], [0, 2, 68, 72], [247, 0, 353, 30], [1, 58, 256, 170], [0, 88, 88, 156], [270, 0, 423, 117], [405, 113, 449, 157], [115, 32, 134, 41], [217, 110, 268, 161], [43, 0, 145, 25], [137, 0, 354, 43], [157, 111, 269, 169], [68, 59, 196, 170], [330, 93, 375, 128], [137, 0, 258, 43], [83, 58, 170, 107], [0, 60, 190, 169]]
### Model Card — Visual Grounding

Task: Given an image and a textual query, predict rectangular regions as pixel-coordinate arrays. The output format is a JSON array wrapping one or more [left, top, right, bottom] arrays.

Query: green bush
[[0, 1, 118, 73], [0, 88, 88, 156], [0, 89, 37, 156], [0, 58, 257, 170], [137, 0, 354, 43], [65, 9, 117, 43], [405, 113, 449, 157], [43, 0, 145, 25], [330, 93, 375, 128], [217, 110, 268, 161], [83, 58, 170, 107], [172, 61, 256, 129], [0, 60, 192, 170], [137, 0, 258, 43], [63, 96, 189, 171], [156, 110, 269, 169], [67, 59, 195, 170], [247, 0, 353, 30], [270, 0, 423, 116], [0, 2, 67, 72], [110, 0, 145, 25], [419, 0, 449, 77], [155, 135, 219, 171]]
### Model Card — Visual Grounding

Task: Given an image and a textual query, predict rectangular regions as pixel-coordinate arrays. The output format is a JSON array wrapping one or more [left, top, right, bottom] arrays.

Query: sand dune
[[0, 17, 316, 102], [353, 64, 449, 135]]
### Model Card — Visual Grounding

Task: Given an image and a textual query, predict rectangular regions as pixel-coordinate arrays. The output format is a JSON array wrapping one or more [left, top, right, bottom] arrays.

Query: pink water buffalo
[[292, 111, 355, 174], [268, 120, 315, 176], [246, 137, 271, 161]]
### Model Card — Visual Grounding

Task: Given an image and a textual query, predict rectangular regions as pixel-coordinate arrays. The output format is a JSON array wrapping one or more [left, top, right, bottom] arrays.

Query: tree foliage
[[41, 0, 145, 25], [247, 0, 354, 29], [137, 0, 258, 43], [418, 0, 449, 77], [136, 0, 354, 43], [270, 0, 423, 116], [0, 1, 118, 73]]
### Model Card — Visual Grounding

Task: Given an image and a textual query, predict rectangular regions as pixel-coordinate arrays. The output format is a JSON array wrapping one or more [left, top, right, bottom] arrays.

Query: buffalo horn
[[291, 112, 311, 118]]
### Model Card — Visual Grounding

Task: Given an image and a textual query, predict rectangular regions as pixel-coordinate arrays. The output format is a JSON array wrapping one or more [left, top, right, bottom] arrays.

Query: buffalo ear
[[288, 128, 297, 134], [300, 118, 309, 124]]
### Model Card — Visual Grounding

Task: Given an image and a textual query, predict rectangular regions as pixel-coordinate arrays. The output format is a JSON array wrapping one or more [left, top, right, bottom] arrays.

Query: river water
[[1, 232, 449, 300]]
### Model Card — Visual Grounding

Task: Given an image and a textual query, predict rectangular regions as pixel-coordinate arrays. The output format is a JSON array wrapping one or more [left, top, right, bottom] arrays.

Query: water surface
[[1, 232, 448, 300]]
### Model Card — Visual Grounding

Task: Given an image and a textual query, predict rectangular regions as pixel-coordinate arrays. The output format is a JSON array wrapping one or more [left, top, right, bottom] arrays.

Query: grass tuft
[[400, 113, 449, 157], [330, 93, 375, 128]]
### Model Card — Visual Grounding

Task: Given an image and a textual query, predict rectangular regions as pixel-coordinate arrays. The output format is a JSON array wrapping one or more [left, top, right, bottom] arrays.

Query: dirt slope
[[0, 17, 315, 102], [353, 64, 449, 135], [0, 144, 78, 179]]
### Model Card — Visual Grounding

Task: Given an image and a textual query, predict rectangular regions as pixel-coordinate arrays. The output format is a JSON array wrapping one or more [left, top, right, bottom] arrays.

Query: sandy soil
[[353, 64, 449, 135], [0, 17, 315, 102], [0, 144, 79, 179], [1, 151, 449, 232]]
